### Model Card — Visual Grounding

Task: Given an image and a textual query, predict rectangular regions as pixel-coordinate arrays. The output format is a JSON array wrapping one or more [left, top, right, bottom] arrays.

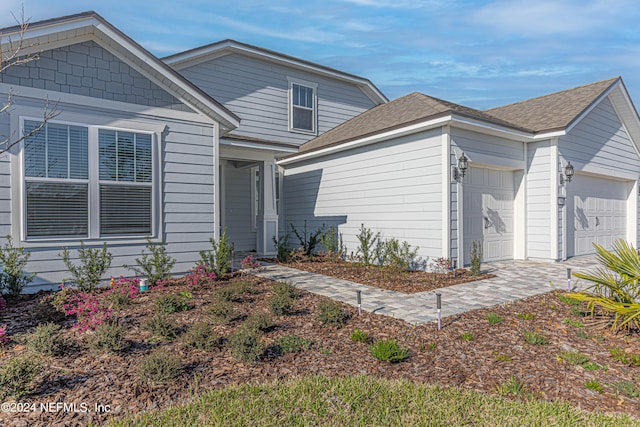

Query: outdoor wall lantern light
[[561, 161, 574, 184], [453, 152, 468, 182]]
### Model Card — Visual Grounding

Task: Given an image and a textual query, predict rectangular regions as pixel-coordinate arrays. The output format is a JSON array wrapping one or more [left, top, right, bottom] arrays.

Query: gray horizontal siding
[[178, 53, 377, 146], [451, 127, 524, 162], [526, 140, 551, 259], [560, 97, 640, 175], [0, 95, 217, 292], [224, 164, 256, 251], [283, 129, 443, 264], [1, 41, 190, 112]]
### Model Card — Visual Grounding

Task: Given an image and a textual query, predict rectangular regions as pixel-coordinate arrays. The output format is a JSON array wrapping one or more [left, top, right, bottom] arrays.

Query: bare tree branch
[[1, 6, 60, 155]]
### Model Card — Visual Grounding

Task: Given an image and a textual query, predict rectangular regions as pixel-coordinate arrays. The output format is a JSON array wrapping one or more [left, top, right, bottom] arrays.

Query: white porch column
[[256, 159, 278, 255]]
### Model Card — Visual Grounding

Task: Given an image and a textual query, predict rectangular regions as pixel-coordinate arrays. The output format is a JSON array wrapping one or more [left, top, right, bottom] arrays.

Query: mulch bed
[[278, 259, 495, 293], [1, 274, 639, 426]]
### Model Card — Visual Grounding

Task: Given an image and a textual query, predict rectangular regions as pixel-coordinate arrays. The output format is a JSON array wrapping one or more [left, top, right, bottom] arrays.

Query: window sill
[[289, 128, 317, 136], [19, 235, 160, 249]]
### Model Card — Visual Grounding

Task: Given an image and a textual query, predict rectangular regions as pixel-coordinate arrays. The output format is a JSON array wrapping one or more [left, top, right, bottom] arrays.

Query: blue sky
[[1, 0, 639, 109]]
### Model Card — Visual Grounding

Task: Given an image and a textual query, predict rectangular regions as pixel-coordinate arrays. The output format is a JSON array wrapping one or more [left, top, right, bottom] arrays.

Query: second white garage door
[[463, 167, 514, 263], [567, 174, 628, 257]]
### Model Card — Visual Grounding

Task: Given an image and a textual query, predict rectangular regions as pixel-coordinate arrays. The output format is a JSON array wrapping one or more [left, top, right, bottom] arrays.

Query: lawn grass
[[109, 375, 637, 427]]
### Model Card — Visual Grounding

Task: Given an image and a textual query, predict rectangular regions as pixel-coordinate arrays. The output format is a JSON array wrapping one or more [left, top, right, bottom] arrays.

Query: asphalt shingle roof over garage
[[297, 77, 621, 155]]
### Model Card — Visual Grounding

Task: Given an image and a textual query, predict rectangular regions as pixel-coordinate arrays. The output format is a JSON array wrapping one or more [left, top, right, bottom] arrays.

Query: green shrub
[[319, 225, 344, 260], [268, 282, 298, 316], [0, 235, 34, 298], [26, 322, 66, 356], [88, 322, 127, 353], [207, 297, 236, 324], [523, 330, 548, 345], [105, 289, 134, 308], [60, 242, 112, 291], [228, 326, 263, 362], [199, 229, 233, 277], [290, 221, 321, 256], [273, 234, 290, 262], [585, 379, 603, 393], [560, 351, 589, 366], [460, 331, 474, 341], [381, 238, 419, 271], [351, 328, 369, 343], [370, 339, 409, 363], [277, 335, 312, 353], [143, 314, 178, 340], [215, 281, 257, 302], [244, 312, 275, 333], [356, 224, 380, 265], [154, 294, 189, 314], [0, 355, 42, 399], [487, 312, 503, 325], [183, 322, 220, 351], [127, 238, 176, 286], [138, 348, 183, 384], [470, 240, 482, 276], [613, 381, 640, 398], [317, 300, 348, 327]]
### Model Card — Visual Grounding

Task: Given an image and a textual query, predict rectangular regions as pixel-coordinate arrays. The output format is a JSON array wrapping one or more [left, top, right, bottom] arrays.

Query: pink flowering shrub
[[105, 276, 140, 300], [52, 285, 113, 332], [0, 323, 8, 344], [184, 264, 217, 286], [240, 255, 262, 274]]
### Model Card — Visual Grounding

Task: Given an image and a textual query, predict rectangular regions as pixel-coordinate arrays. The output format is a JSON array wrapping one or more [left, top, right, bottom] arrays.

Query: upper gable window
[[288, 78, 317, 134]]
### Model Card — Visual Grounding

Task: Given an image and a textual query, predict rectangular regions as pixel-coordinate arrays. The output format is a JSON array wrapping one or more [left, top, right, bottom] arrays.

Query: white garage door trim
[[567, 174, 628, 257], [463, 167, 515, 263]]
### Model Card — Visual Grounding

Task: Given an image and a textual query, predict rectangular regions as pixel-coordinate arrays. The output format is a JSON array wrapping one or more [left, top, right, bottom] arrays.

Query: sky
[[1, 0, 639, 110]]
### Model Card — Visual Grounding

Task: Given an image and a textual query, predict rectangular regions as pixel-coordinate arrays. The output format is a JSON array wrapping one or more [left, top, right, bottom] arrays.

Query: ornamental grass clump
[[183, 322, 220, 351], [523, 330, 548, 346], [317, 299, 348, 328], [143, 314, 178, 341], [351, 328, 370, 343], [370, 339, 409, 363], [566, 240, 640, 332], [244, 312, 275, 333], [88, 321, 127, 353], [26, 322, 66, 356], [138, 348, 183, 385], [0, 355, 42, 400]]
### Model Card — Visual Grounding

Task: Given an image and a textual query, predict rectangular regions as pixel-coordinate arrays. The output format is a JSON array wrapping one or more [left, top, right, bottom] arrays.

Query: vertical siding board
[[526, 140, 552, 259]]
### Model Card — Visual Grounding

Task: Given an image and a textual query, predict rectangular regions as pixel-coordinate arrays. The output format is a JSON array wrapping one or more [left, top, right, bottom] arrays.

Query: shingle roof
[[486, 77, 620, 133], [298, 92, 526, 154]]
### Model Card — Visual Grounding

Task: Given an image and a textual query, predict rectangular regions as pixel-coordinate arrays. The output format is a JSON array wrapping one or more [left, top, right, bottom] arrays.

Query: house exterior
[[279, 78, 640, 267], [0, 12, 386, 291]]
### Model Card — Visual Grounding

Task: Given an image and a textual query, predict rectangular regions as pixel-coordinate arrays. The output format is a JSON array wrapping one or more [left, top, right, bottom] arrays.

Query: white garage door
[[568, 175, 628, 257], [463, 167, 514, 263]]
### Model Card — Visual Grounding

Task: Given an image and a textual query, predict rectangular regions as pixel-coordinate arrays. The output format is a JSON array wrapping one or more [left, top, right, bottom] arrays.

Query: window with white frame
[[22, 119, 154, 240], [289, 79, 317, 133]]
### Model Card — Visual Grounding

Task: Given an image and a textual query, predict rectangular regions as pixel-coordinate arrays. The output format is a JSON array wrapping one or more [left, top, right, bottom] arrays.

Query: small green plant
[[143, 314, 178, 340], [244, 312, 275, 333], [277, 335, 312, 353], [183, 322, 220, 351], [560, 351, 589, 366], [199, 229, 233, 277], [460, 331, 474, 341], [381, 238, 419, 271], [487, 312, 503, 325], [609, 347, 640, 366], [207, 296, 236, 324], [356, 224, 380, 265], [582, 362, 602, 371], [517, 313, 535, 320], [370, 339, 409, 363], [496, 376, 527, 397], [127, 238, 176, 285], [563, 318, 585, 328], [470, 240, 482, 276], [585, 379, 603, 393], [60, 242, 113, 291], [290, 221, 321, 256], [613, 381, 640, 398], [351, 328, 369, 343], [495, 353, 512, 362], [319, 225, 345, 260], [88, 322, 127, 353], [272, 234, 291, 262], [317, 299, 348, 327], [104, 288, 133, 308], [557, 294, 582, 305], [154, 294, 189, 314], [523, 330, 548, 345], [138, 347, 183, 384], [0, 235, 34, 298], [0, 355, 42, 400], [228, 325, 263, 362], [269, 282, 297, 316], [26, 322, 66, 356]]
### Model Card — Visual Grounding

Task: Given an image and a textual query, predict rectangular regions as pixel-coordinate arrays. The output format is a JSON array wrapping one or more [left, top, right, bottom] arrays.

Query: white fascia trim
[[607, 87, 640, 158], [220, 138, 298, 153], [277, 115, 452, 165], [166, 41, 387, 104], [0, 16, 103, 41], [533, 130, 567, 139], [451, 114, 534, 141]]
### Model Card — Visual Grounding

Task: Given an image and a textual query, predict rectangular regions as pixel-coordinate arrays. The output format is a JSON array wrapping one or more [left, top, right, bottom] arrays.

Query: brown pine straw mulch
[[0, 273, 638, 426], [277, 258, 495, 293]]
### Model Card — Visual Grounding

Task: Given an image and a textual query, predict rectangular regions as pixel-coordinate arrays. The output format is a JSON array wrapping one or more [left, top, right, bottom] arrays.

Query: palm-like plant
[[566, 239, 640, 331]]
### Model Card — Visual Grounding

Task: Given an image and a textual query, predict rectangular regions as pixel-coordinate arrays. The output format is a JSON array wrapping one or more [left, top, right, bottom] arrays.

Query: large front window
[[23, 120, 155, 240]]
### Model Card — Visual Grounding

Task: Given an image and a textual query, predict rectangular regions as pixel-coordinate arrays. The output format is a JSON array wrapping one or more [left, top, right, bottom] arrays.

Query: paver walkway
[[255, 256, 598, 325]]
